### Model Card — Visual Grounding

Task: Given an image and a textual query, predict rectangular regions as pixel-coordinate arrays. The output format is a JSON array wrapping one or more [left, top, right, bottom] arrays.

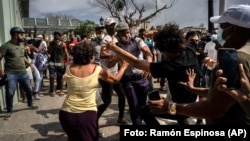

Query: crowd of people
[[0, 4, 250, 141]]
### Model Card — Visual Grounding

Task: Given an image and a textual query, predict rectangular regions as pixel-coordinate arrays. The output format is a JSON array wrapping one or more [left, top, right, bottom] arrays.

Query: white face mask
[[96, 34, 104, 40]]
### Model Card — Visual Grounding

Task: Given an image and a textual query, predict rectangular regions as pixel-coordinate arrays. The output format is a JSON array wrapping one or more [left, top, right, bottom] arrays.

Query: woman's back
[[61, 64, 102, 113]]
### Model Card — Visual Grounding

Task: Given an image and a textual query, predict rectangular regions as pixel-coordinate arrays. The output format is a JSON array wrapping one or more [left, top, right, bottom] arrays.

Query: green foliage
[[74, 20, 95, 38]]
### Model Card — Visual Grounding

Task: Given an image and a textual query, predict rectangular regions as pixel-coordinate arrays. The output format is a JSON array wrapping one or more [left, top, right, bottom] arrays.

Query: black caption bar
[[120, 125, 250, 140]]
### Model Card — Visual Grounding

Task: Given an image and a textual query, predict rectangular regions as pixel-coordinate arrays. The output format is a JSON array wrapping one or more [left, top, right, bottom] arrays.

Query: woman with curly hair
[[59, 41, 128, 141], [106, 22, 200, 125]]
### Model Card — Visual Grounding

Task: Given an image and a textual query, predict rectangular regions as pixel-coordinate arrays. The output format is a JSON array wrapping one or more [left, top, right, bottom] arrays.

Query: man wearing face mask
[[144, 4, 250, 125], [92, 24, 105, 65], [97, 18, 128, 137], [114, 22, 153, 125], [0, 27, 39, 120]]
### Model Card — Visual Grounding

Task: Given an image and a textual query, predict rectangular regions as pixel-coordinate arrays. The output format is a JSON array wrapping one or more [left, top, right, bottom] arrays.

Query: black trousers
[[97, 79, 126, 119]]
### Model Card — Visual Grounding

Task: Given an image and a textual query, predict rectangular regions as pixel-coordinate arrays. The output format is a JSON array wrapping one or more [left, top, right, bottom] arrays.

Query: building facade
[[0, 0, 25, 110]]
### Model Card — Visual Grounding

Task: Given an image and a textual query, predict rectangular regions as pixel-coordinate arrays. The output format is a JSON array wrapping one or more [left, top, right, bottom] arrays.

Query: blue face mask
[[217, 26, 233, 47], [217, 27, 225, 46]]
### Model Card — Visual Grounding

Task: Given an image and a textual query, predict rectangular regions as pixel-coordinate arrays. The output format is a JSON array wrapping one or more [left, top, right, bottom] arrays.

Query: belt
[[49, 62, 63, 66], [123, 74, 143, 81]]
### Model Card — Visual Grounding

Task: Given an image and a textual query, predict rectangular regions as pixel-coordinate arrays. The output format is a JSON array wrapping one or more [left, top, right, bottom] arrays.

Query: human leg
[[113, 82, 128, 124], [5, 73, 18, 113], [32, 66, 42, 99], [19, 73, 37, 108], [121, 78, 149, 125], [48, 66, 56, 96], [55, 66, 65, 96], [97, 79, 113, 118]]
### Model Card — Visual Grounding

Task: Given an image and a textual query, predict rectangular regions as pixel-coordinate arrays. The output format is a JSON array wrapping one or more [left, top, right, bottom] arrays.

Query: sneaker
[[50, 92, 56, 97], [4, 112, 12, 120], [34, 95, 40, 100], [28, 104, 39, 109], [117, 118, 129, 125]]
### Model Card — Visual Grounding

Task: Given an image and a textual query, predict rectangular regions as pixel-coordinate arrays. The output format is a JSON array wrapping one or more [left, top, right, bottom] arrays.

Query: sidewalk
[[0, 78, 196, 141]]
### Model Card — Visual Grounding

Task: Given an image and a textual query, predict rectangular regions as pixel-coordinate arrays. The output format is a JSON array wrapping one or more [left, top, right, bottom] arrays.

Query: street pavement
[[0, 78, 198, 141]]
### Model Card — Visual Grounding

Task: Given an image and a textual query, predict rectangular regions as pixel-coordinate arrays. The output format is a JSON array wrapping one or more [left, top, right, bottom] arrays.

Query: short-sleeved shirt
[[150, 46, 200, 103], [117, 37, 147, 75], [100, 34, 118, 75], [0, 41, 26, 73], [206, 43, 250, 125]]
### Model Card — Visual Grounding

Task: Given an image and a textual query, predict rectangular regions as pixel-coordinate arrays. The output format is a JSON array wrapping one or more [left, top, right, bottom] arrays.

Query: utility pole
[[219, 0, 226, 15], [208, 0, 214, 33]]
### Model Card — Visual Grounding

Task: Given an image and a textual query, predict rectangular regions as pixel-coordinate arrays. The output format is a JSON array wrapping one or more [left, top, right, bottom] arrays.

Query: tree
[[89, 0, 178, 28], [74, 20, 96, 38]]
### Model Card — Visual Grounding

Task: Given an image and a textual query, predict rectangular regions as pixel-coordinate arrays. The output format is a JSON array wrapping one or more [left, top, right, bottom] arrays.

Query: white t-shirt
[[39, 40, 47, 51], [100, 34, 118, 75], [204, 41, 217, 70]]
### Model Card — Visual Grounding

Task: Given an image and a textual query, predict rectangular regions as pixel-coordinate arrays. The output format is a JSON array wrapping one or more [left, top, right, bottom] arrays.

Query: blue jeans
[[48, 65, 65, 92], [32, 64, 43, 93], [5, 73, 33, 112]]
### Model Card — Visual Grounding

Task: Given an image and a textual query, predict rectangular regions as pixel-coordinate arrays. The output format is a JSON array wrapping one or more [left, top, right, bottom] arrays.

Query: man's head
[[53, 31, 62, 41], [10, 27, 25, 42], [210, 4, 250, 49], [104, 18, 116, 36], [116, 22, 131, 44], [95, 24, 105, 40], [153, 23, 185, 59], [138, 28, 146, 40]]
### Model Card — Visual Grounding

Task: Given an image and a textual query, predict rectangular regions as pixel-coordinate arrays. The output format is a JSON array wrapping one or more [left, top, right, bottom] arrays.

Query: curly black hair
[[153, 23, 185, 53], [70, 41, 96, 65]]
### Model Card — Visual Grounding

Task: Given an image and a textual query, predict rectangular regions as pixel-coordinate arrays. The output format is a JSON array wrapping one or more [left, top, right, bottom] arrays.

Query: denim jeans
[[32, 64, 42, 93], [48, 65, 65, 92], [5, 72, 33, 112]]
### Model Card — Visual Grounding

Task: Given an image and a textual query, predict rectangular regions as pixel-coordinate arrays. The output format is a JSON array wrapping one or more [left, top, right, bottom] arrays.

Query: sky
[[29, 0, 250, 29]]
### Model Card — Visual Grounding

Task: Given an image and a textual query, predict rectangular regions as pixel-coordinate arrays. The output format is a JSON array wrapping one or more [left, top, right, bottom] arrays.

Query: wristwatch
[[169, 102, 176, 115]]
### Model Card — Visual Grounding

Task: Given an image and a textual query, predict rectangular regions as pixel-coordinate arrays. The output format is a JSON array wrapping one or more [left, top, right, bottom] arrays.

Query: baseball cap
[[104, 18, 116, 26], [116, 22, 129, 31], [10, 27, 25, 35], [210, 4, 250, 28], [37, 34, 43, 38], [95, 24, 105, 31]]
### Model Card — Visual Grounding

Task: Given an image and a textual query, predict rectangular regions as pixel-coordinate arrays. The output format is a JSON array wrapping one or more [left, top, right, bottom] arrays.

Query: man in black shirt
[[106, 23, 200, 125]]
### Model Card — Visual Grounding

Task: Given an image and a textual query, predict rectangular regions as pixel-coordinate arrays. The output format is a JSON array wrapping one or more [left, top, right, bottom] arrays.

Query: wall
[[0, 0, 23, 111]]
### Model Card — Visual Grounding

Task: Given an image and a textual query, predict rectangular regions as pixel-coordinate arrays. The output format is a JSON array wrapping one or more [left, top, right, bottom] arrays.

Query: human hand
[[30, 65, 35, 72], [141, 71, 151, 78], [120, 59, 129, 69], [217, 64, 250, 103], [206, 59, 217, 68], [105, 36, 116, 50], [178, 68, 196, 90], [148, 97, 169, 114]]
